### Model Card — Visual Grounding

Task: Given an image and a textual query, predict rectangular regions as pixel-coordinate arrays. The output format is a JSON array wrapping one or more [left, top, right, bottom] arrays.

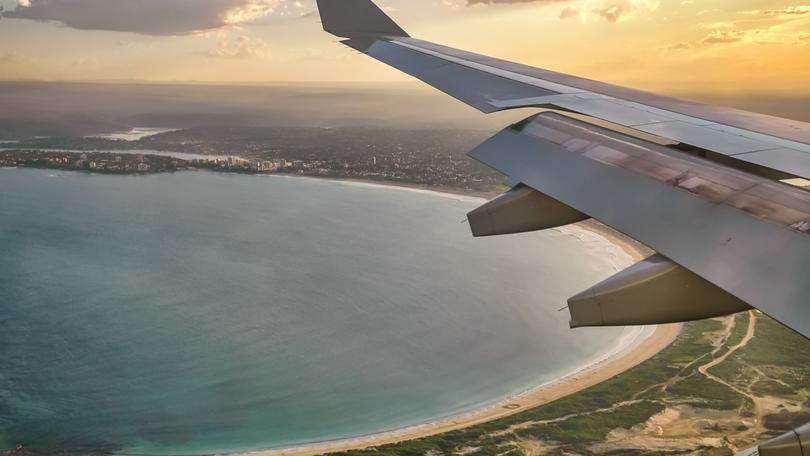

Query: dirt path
[[505, 312, 766, 456], [497, 399, 649, 435], [631, 316, 739, 402], [698, 311, 762, 446], [699, 312, 757, 378]]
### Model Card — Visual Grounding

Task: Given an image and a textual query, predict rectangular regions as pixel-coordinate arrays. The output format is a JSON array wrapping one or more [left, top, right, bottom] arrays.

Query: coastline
[[237, 324, 681, 456], [232, 177, 681, 456], [5, 167, 681, 456], [255, 172, 502, 201]]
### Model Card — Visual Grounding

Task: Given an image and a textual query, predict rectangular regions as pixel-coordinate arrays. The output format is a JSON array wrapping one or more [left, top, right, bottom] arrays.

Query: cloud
[[208, 35, 270, 59], [441, 0, 568, 8], [762, 5, 810, 15], [72, 56, 99, 66], [742, 6, 810, 16], [703, 29, 746, 44], [592, 0, 658, 22], [559, 5, 579, 19], [698, 22, 735, 30], [667, 41, 691, 51], [467, 0, 563, 4], [560, 0, 658, 23], [0, 50, 25, 62], [1, 0, 279, 35], [701, 28, 810, 46]]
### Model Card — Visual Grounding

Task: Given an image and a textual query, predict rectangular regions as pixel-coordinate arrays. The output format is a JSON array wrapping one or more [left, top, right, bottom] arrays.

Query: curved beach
[[0, 170, 682, 455], [239, 325, 680, 456], [235, 181, 682, 456]]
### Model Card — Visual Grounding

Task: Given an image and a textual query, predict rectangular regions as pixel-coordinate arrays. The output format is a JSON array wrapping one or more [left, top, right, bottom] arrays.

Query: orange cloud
[[2, 0, 280, 35]]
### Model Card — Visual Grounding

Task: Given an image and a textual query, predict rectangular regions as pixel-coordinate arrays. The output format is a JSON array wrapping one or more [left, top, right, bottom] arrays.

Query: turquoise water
[[0, 169, 626, 455]]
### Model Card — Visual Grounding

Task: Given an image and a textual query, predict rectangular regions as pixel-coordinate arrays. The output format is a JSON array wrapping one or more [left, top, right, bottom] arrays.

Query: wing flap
[[568, 254, 752, 327], [469, 112, 810, 338]]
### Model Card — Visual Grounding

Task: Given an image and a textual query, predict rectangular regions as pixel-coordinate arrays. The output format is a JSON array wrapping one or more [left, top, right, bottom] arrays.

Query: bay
[[0, 169, 628, 455]]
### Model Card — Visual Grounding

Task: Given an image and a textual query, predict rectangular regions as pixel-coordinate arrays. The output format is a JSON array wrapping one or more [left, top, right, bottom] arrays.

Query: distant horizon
[[2, 79, 810, 141], [2, 78, 810, 96]]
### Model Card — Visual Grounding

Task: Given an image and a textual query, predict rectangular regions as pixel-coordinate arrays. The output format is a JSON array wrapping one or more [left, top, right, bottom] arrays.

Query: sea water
[[0, 169, 628, 455]]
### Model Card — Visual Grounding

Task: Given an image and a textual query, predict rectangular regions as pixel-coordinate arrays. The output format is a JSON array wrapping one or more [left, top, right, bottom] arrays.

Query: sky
[[0, 0, 808, 92]]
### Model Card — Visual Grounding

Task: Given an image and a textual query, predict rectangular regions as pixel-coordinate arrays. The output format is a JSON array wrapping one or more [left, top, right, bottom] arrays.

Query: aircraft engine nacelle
[[568, 254, 752, 328], [467, 185, 588, 237]]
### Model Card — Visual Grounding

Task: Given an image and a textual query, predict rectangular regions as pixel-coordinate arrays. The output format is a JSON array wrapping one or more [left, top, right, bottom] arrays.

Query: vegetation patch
[[513, 401, 665, 444], [665, 375, 745, 410], [752, 378, 797, 398], [763, 411, 810, 431]]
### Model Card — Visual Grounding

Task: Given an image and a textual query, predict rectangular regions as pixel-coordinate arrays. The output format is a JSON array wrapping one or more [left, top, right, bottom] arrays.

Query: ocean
[[0, 168, 629, 455]]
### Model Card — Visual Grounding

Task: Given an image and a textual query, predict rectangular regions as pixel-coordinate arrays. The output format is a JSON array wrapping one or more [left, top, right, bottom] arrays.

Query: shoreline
[[235, 324, 680, 456], [236, 324, 681, 456], [1, 162, 502, 200], [252, 172, 502, 201], [6, 167, 680, 456], [230, 184, 680, 456]]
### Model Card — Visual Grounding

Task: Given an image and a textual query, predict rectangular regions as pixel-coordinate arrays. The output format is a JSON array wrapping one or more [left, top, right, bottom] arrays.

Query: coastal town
[[0, 126, 505, 192], [0, 150, 183, 174]]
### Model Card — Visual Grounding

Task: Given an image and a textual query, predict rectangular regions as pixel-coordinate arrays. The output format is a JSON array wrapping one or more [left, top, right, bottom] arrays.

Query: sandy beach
[[237, 326, 680, 456], [234, 181, 682, 456]]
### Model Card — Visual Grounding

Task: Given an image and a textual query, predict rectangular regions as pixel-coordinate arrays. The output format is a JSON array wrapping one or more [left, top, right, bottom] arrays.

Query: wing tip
[[316, 0, 409, 38]]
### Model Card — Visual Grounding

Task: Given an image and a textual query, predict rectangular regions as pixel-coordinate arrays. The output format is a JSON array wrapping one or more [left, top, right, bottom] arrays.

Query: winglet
[[316, 0, 409, 38]]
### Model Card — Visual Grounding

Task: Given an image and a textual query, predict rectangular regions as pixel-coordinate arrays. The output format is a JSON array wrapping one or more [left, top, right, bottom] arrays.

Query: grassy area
[[751, 379, 796, 398], [665, 375, 745, 411], [739, 316, 810, 391], [329, 313, 807, 456], [763, 412, 810, 432], [513, 401, 665, 444], [709, 313, 809, 396], [714, 311, 750, 360], [707, 358, 757, 393]]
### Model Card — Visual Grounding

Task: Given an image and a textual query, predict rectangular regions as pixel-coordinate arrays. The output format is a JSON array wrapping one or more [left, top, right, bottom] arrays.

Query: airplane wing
[[318, 1, 810, 181], [315, 3, 810, 452], [315, 0, 810, 339]]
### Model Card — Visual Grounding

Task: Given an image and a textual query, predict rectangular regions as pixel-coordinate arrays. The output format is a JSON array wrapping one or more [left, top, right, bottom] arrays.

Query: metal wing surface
[[315, 0, 810, 339]]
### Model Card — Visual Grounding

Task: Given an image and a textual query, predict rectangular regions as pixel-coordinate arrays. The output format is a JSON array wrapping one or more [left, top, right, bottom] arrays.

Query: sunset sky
[[0, 0, 808, 92]]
